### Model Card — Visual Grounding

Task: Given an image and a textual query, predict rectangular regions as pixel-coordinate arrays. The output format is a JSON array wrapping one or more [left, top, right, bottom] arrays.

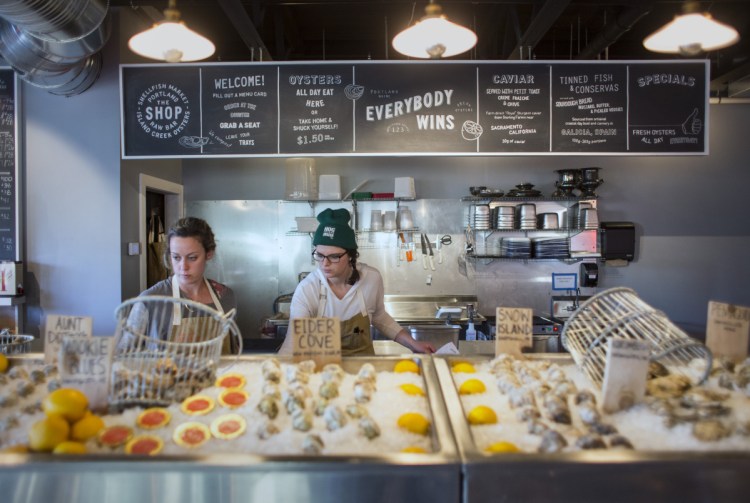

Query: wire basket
[[109, 295, 242, 410], [0, 331, 34, 354], [561, 287, 712, 388]]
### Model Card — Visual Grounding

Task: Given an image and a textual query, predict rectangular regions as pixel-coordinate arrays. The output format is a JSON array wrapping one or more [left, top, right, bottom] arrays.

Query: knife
[[420, 233, 428, 270], [425, 234, 436, 271]]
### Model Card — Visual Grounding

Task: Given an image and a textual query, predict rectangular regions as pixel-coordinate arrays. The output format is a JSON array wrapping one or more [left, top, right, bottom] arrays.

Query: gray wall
[[181, 104, 750, 332]]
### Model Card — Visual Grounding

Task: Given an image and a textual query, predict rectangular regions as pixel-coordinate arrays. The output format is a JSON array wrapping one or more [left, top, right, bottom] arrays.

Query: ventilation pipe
[[0, 0, 110, 97]]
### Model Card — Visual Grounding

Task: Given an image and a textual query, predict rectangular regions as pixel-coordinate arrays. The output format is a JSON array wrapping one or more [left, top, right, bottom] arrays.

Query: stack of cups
[[516, 203, 537, 230], [397, 206, 414, 230], [370, 210, 383, 231], [383, 211, 397, 231]]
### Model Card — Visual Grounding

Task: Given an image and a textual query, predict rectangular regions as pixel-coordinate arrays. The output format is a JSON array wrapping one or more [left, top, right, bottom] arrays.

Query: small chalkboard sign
[[59, 335, 113, 412], [601, 338, 650, 413], [44, 315, 94, 364], [495, 307, 533, 357], [291, 317, 341, 368], [706, 301, 750, 363]]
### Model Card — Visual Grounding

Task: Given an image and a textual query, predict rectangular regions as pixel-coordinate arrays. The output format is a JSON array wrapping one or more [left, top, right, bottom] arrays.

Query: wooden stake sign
[[495, 307, 533, 357], [601, 338, 650, 414], [59, 335, 113, 412], [706, 301, 750, 363], [291, 317, 341, 368], [44, 315, 93, 365]]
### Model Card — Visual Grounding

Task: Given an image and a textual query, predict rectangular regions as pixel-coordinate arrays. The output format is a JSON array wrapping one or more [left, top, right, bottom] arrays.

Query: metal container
[[0, 354, 461, 503], [433, 355, 750, 503], [409, 324, 460, 349]]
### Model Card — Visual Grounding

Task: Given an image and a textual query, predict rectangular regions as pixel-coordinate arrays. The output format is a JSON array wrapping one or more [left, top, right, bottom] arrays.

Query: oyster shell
[[693, 419, 731, 442], [574, 390, 597, 406], [321, 363, 345, 384], [261, 358, 281, 382], [608, 435, 634, 449], [292, 409, 313, 432], [359, 416, 381, 440], [346, 403, 368, 419], [509, 388, 536, 409], [257, 396, 279, 419], [543, 395, 571, 424], [353, 380, 375, 404], [297, 360, 316, 374], [323, 404, 347, 431], [575, 433, 606, 450], [312, 397, 329, 417], [538, 430, 568, 453], [16, 380, 35, 398], [7, 367, 28, 380], [516, 406, 541, 422], [256, 418, 280, 440], [0, 393, 18, 408], [527, 419, 549, 435], [357, 363, 377, 384], [28, 369, 46, 384], [646, 374, 692, 399], [577, 404, 601, 426], [262, 382, 281, 400], [319, 381, 340, 400], [285, 365, 310, 385], [302, 434, 324, 455]]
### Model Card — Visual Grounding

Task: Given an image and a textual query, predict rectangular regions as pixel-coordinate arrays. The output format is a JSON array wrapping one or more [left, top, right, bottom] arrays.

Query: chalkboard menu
[[0, 69, 17, 261], [120, 60, 708, 158]]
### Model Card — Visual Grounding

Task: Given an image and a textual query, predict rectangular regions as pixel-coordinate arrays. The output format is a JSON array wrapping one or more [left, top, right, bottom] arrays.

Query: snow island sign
[[120, 60, 708, 159]]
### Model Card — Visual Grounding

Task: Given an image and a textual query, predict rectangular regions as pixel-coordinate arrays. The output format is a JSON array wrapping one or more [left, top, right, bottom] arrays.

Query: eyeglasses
[[312, 251, 346, 263]]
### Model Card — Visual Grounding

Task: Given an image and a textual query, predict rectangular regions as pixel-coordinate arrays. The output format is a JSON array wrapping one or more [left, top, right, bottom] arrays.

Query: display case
[[0, 354, 461, 503], [433, 354, 750, 503]]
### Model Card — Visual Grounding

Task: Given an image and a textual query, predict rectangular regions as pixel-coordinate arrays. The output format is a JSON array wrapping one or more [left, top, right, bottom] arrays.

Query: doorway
[[139, 174, 183, 293]]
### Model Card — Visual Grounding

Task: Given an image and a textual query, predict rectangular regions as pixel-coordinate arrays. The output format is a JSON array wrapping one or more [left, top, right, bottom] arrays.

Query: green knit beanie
[[313, 208, 357, 250]]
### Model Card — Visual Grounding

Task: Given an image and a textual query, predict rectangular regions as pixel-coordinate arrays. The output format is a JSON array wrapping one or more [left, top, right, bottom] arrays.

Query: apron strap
[[172, 276, 225, 325]]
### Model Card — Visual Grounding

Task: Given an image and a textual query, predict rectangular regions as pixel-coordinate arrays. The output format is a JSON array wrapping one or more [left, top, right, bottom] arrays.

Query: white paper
[[436, 342, 460, 355]]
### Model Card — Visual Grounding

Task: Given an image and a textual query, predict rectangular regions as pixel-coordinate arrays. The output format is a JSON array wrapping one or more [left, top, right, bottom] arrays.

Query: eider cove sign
[[120, 60, 708, 158]]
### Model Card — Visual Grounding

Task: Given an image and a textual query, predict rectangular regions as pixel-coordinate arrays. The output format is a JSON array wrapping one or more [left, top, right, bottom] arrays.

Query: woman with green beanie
[[280, 208, 434, 356]]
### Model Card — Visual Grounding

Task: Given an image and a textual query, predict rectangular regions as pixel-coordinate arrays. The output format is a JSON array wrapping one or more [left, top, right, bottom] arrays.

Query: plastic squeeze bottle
[[465, 303, 477, 341]]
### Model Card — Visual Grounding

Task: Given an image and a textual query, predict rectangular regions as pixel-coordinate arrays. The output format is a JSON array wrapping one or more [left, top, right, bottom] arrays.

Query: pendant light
[[643, 1, 739, 56], [128, 0, 215, 63], [392, 1, 477, 59]]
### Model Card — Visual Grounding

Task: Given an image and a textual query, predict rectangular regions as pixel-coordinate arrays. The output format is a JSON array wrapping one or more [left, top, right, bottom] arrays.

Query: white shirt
[[289, 263, 403, 340]]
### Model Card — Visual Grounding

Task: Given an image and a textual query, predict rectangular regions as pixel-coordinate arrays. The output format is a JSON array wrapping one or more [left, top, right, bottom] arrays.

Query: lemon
[[451, 362, 476, 373], [53, 441, 87, 455], [397, 412, 431, 435], [459, 378, 486, 395], [43, 388, 89, 422], [28, 414, 70, 452], [467, 405, 498, 425], [0, 353, 8, 373], [399, 383, 425, 396], [485, 441, 520, 454], [71, 413, 105, 442], [394, 360, 420, 374], [401, 446, 427, 453]]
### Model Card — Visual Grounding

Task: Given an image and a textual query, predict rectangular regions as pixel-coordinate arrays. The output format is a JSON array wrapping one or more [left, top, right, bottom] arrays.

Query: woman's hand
[[394, 329, 435, 354]]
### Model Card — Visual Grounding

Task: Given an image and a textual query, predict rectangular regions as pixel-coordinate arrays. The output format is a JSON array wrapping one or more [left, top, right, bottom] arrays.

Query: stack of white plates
[[516, 203, 537, 230], [501, 237, 532, 258], [532, 237, 570, 258], [494, 206, 515, 229], [472, 204, 491, 230]]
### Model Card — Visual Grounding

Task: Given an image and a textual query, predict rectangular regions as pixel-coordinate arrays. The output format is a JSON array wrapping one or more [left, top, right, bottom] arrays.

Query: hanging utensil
[[425, 234, 436, 271], [420, 233, 428, 270], [399, 232, 413, 262]]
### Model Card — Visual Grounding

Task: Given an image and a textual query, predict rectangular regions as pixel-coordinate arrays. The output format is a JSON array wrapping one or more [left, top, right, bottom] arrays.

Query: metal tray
[[434, 354, 750, 503], [0, 354, 460, 503]]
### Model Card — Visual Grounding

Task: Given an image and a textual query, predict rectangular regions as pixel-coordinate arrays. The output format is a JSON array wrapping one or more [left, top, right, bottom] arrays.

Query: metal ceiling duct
[[0, 0, 110, 96]]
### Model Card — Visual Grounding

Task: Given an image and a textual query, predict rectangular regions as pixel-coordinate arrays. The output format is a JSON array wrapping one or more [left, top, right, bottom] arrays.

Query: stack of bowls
[[516, 203, 537, 230], [472, 204, 491, 230], [494, 206, 515, 229], [581, 208, 599, 229], [537, 213, 559, 230]]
